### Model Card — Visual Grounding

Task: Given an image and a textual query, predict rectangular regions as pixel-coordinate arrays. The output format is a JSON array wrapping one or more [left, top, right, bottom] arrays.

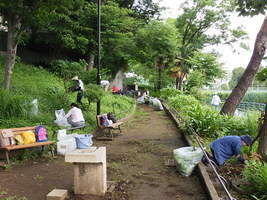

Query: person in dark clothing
[[202, 135, 252, 166]]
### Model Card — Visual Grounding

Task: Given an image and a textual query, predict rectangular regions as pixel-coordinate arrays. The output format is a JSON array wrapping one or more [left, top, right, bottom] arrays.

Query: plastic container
[[57, 138, 77, 155], [75, 134, 93, 149]]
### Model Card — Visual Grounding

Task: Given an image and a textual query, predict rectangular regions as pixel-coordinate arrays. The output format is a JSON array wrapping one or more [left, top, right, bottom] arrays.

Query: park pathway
[[93, 104, 208, 200]]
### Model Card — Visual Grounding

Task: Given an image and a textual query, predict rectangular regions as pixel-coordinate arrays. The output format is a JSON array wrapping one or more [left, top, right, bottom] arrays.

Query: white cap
[[71, 76, 79, 80]]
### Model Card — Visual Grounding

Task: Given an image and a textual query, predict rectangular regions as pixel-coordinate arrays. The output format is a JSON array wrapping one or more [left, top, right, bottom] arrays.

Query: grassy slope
[[0, 56, 135, 139]]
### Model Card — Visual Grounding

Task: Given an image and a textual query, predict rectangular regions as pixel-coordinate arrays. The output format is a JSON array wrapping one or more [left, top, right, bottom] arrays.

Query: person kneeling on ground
[[65, 103, 85, 127], [202, 134, 252, 166]]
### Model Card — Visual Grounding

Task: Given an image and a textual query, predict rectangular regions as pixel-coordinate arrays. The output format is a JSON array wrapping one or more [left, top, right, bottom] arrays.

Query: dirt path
[[0, 104, 208, 200]]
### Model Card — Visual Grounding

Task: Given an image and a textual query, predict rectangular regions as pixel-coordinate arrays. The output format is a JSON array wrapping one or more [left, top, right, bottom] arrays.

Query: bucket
[[75, 134, 93, 149]]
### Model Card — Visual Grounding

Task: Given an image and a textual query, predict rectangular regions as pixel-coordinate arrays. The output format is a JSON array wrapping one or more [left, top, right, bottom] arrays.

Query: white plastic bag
[[152, 98, 163, 111], [54, 109, 71, 127], [136, 95, 145, 104], [173, 146, 204, 177], [30, 99, 38, 115]]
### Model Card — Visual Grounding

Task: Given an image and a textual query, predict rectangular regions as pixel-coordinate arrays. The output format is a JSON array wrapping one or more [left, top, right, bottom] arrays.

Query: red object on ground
[[112, 86, 119, 92]]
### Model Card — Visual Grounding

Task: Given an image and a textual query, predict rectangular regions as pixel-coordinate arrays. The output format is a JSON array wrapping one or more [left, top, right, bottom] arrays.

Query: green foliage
[[176, 0, 247, 90], [256, 68, 267, 83], [235, 0, 267, 16], [159, 87, 182, 100], [241, 160, 267, 199], [200, 90, 267, 105], [11, 61, 68, 113], [83, 84, 105, 107], [221, 83, 228, 90], [166, 93, 259, 138], [184, 71, 204, 91], [229, 67, 245, 89], [50, 59, 86, 81], [186, 52, 225, 89], [187, 87, 208, 103], [0, 89, 31, 118]]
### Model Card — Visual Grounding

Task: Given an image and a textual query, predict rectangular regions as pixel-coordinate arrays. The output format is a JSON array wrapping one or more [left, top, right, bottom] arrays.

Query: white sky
[[155, 0, 266, 72]]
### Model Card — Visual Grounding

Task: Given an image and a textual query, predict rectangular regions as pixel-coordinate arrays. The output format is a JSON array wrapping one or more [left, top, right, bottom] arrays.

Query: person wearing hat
[[211, 91, 221, 110], [71, 76, 84, 104], [204, 135, 252, 166]]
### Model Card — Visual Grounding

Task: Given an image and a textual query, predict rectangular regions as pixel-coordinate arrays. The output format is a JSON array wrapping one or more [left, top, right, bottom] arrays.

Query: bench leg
[[108, 129, 114, 138], [5, 150, 10, 165], [50, 146, 55, 158]]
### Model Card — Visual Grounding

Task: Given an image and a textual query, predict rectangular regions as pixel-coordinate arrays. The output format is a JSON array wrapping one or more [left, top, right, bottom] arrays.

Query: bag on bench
[[100, 115, 109, 127], [107, 112, 117, 123], [22, 131, 36, 144], [0, 129, 16, 147], [35, 125, 48, 142]]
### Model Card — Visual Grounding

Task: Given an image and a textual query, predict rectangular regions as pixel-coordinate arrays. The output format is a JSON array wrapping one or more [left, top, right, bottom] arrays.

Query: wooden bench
[[0, 126, 55, 165], [96, 114, 123, 138]]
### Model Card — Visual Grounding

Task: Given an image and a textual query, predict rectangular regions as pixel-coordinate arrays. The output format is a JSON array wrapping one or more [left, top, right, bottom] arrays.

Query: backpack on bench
[[100, 115, 109, 127], [35, 125, 48, 142], [0, 129, 16, 147], [107, 112, 117, 123]]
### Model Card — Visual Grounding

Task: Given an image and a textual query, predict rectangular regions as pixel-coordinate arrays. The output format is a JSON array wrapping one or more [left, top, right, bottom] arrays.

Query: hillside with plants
[[0, 55, 135, 138]]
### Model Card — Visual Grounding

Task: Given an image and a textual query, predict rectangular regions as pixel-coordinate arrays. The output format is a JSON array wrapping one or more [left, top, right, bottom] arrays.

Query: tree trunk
[[110, 69, 123, 90], [3, 12, 21, 89], [85, 53, 95, 71], [257, 103, 267, 155], [158, 68, 162, 91], [220, 16, 267, 115]]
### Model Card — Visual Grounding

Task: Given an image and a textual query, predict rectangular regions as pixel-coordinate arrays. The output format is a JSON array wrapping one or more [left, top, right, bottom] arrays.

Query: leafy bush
[[159, 87, 182, 100], [166, 93, 259, 139], [49, 59, 86, 81], [83, 84, 105, 109], [241, 160, 267, 199]]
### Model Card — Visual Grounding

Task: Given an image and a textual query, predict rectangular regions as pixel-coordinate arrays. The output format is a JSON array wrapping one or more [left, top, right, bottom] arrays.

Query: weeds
[[34, 174, 44, 180]]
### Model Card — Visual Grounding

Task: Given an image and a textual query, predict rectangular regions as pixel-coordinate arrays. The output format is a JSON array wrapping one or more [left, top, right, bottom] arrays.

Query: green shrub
[[83, 84, 105, 110], [159, 87, 182, 100], [241, 160, 267, 199], [166, 93, 259, 139]]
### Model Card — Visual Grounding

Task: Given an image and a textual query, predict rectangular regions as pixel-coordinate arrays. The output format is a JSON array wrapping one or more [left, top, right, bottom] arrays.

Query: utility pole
[[96, 0, 101, 115]]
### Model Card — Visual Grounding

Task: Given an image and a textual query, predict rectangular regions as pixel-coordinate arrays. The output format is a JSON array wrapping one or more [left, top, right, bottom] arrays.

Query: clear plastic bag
[[173, 146, 204, 177], [54, 109, 71, 127], [152, 98, 163, 111]]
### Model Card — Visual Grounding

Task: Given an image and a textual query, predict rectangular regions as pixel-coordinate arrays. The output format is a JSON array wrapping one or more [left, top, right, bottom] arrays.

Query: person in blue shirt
[[203, 135, 252, 166]]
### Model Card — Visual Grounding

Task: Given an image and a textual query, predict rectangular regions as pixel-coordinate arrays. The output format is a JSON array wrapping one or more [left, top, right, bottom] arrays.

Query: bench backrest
[[0, 127, 36, 135], [96, 113, 108, 128]]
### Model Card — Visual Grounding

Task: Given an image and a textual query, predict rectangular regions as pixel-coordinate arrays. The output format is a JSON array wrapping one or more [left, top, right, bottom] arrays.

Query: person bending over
[[65, 103, 85, 127], [203, 134, 252, 166]]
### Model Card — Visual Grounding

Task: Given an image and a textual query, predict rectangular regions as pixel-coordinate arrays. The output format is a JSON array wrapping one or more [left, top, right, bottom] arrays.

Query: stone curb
[[162, 102, 220, 200]]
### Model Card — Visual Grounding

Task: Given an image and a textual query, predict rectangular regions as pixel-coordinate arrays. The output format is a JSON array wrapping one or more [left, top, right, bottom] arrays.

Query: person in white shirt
[[71, 76, 84, 104], [211, 92, 222, 110], [65, 103, 85, 127], [100, 80, 110, 91]]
